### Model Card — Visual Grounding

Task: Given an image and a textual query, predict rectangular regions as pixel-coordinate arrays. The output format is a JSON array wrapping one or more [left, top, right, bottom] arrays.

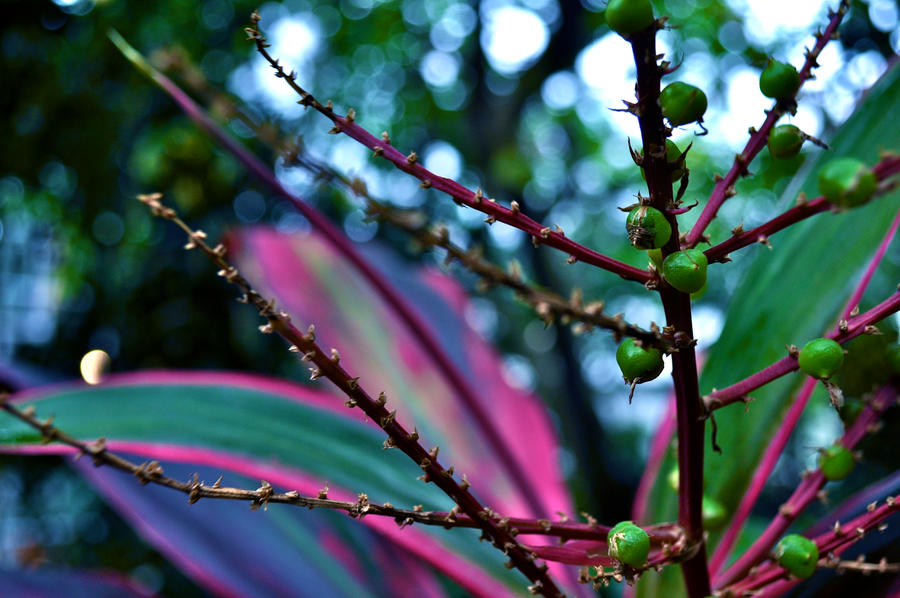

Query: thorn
[[406, 151, 418, 165]]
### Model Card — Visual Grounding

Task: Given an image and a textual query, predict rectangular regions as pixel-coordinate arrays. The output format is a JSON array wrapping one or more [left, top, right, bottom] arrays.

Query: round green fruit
[[759, 59, 800, 100], [839, 398, 865, 427], [818, 158, 877, 208], [616, 337, 664, 384], [660, 82, 707, 126], [774, 534, 819, 579], [605, 0, 654, 36], [797, 338, 844, 380], [662, 249, 708, 294], [818, 444, 854, 481], [607, 521, 650, 568], [627, 206, 672, 249], [767, 125, 804, 159]]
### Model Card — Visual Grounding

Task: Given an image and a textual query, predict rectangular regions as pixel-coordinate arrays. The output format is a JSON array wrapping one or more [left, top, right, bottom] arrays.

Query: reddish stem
[[710, 207, 900, 572], [110, 33, 553, 521], [685, 1, 851, 248], [713, 387, 894, 589], [630, 24, 711, 598], [705, 156, 900, 264], [631, 395, 677, 525], [704, 289, 900, 411]]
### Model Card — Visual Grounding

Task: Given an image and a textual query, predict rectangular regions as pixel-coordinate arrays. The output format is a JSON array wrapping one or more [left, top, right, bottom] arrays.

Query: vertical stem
[[630, 28, 711, 597]]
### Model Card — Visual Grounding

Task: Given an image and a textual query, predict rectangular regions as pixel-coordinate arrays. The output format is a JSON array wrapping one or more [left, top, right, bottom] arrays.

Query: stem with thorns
[[628, 21, 710, 598], [684, 0, 851, 247], [244, 16, 651, 285], [135, 193, 565, 597]]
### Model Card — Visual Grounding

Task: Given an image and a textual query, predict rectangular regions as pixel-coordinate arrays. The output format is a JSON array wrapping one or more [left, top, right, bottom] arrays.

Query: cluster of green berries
[[774, 534, 819, 578], [607, 521, 650, 568]]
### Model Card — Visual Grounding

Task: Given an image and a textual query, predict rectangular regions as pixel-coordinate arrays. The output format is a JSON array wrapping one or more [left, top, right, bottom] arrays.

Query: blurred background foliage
[[1, 0, 899, 595]]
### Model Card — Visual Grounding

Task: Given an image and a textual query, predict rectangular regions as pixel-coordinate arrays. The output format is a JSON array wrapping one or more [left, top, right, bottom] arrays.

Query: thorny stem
[[729, 494, 900, 597], [156, 62, 673, 350], [136, 194, 565, 597], [710, 209, 900, 573], [704, 288, 900, 411], [0, 393, 686, 545], [245, 18, 651, 285], [108, 31, 552, 523], [704, 154, 900, 264], [629, 23, 710, 598], [714, 386, 895, 589], [684, 0, 851, 248]]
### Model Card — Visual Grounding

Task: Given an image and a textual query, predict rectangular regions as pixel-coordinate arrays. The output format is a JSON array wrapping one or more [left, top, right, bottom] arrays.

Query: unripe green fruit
[[607, 521, 650, 568], [627, 206, 672, 249], [616, 337, 664, 383], [774, 534, 819, 579], [759, 59, 800, 100], [767, 125, 804, 159], [605, 0, 654, 36], [818, 444, 854, 481], [797, 338, 844, 380], [818, 158, 877, 208], [662, 249, 708, 294], [659, 82, 707, 126]]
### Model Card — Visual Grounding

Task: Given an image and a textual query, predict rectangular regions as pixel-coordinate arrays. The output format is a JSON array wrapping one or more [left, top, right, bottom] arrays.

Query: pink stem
[[705, 157, 900, 264], [685, 2, 851, 248], [709, 205, 900, 572], [704, 290, 900, 411], [109, 33, 550, 519], [713, 387, 894, 589]]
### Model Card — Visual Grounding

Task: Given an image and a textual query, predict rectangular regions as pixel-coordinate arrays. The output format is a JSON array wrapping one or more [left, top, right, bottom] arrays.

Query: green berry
[[774, 534, 819, 579], [605, 0, 654, 36], [662, 249, 708, 294], [607, 521, 650, 568], [818, 444, 854, 481], [759, 59, 800, 100], [767, 125, 804, 159], [818, 158, 877, 208], [797, 338, 844, 380], [616, 337, 664, 384], [659, 82, 707, 126], [627, 206, 672, 249]]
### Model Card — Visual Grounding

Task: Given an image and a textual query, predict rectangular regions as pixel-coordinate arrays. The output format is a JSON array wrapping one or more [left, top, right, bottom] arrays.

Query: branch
[[627, 18, 710, 598], [713, 386, 895, 589], [244, 15, 651, 285], [136, 194, 564, 597], [728, 493, 900, 597], [109, 29, 552, 523], [154, 57, 675, 350], [703, 288, 900, 412], [704, 154, 900, 264], [684, 0, 851, 247], [710, 208, 900, 572]]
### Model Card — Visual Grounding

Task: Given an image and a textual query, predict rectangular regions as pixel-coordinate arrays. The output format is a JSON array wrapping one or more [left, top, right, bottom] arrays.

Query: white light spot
[[423, 140, 462, 180], [481, 6, 549, 75], [541, 71, 579, 111], [420, 50, 460, 88], [80, 349, 110, 385]]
